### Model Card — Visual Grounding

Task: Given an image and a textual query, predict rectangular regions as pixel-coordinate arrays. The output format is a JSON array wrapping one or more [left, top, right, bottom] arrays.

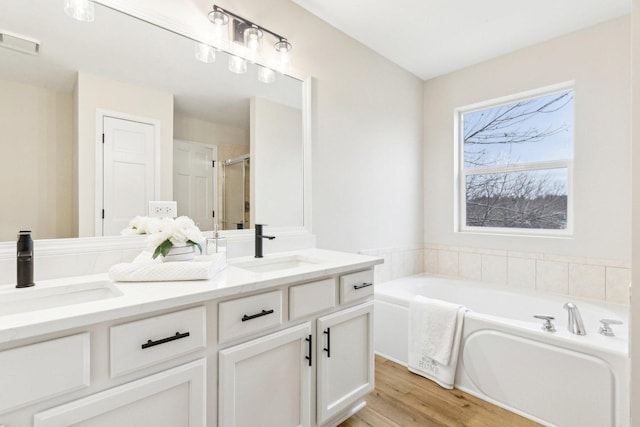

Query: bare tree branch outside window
[[462, 90, 574, 230]]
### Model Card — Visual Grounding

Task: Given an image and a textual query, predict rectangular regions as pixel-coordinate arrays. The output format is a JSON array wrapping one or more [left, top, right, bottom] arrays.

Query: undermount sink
[[0, 280, 123, 316], [231, 255, 325, 273]]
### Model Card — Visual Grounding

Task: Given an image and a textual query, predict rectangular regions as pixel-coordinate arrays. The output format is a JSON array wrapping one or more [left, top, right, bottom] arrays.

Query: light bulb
[[208, 8, 229, 49], [274, 39, 292, 74], [64, 0, 94, 22], [195, 42, 216, 63], [244, 27, 263, 63], [228, 55, 247, 74], [257, 66, 276, 84]]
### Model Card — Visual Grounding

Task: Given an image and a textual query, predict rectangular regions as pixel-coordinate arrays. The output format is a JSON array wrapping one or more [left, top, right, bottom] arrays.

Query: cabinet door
[[219, 323, 312, 427], [317, 302, 374, 425], [33, 359, 206, 427]]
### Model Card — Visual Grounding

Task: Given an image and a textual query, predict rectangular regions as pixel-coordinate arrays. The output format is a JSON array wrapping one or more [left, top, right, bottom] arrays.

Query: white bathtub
[[374, 274, 629, 427]]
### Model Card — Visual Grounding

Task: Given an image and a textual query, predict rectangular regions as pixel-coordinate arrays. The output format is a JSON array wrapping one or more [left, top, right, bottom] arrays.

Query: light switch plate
[[148, 201, 177, 218]]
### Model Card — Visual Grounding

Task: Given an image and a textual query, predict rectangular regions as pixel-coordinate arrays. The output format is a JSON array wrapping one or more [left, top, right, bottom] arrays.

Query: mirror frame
[[0, 0, 313, 259]]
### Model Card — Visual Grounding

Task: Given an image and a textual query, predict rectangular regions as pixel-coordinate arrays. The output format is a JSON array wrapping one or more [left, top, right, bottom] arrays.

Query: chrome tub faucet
[[563, 302, 586, 335]]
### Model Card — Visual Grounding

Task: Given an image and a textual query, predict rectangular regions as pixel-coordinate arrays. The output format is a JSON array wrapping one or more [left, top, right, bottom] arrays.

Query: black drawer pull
[[242, 309, 274, 322], [323, 328, 331, 358], [305, 334, 312, 367], [141, 331, 190, 349], [353, 282, 373, 290]]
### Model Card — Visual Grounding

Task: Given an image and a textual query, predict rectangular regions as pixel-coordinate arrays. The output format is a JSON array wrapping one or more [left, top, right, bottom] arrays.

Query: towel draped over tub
[[408, 295, 467, 388]]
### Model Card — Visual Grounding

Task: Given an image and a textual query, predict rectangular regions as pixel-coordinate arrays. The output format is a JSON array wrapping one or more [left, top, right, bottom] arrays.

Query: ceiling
[[293, 0, 632, 80]]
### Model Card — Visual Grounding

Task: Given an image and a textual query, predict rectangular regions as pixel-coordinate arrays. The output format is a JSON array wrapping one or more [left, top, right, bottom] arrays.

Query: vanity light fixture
[[257, 65, 276, 84], [275, 38, 292, 74], [228, 54, 247, 74], [206, 4, 293, 80], [64, 0, 95, 22], [195, 42, 216, 63]]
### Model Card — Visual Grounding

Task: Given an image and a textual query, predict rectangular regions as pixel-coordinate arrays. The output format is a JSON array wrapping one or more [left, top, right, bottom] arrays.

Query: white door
[[316, 302, 374, 425], [102, 116, 156, 236], [218, 323, 312, 427], [173, 140, 216, 231]]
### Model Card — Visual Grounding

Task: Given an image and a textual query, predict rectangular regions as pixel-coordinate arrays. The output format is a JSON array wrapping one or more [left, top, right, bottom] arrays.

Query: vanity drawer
[[340, 269, 374, 304], [110, 306, 206, 377], [289, 278, 336, 320], [219, 290, 282, 343], [0, 333, 90, 414]]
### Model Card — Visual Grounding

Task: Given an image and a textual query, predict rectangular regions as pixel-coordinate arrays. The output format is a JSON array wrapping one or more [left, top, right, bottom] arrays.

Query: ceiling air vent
[[0, 31, 40, 55]]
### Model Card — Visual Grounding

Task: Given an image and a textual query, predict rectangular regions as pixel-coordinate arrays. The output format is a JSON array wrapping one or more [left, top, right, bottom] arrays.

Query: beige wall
[[424, 17, 631, 262], [631, 0, 639, 424], [0, 79, 73, 240], [75, 72, 174, 237]]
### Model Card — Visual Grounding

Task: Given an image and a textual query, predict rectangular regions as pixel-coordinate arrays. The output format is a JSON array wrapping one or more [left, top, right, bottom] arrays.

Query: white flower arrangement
[[121, 216, 205, 259]]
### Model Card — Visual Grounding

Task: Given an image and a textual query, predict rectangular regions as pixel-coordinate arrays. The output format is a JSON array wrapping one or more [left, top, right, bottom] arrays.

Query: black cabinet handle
[[305, 334, 312, 367], [242, 309, 274, 322], [353, 282, 373, 290], [323, 328, 331, 358], [141, 331, 190, 349]]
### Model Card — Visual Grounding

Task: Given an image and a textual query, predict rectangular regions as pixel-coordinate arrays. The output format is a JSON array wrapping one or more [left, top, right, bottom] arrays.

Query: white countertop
[[0, 248, 383, 345]]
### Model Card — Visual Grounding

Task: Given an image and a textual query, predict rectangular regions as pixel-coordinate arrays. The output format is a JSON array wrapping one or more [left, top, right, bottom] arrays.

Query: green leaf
[[188, 240, 203, 254], [152, 239, 174, 259]]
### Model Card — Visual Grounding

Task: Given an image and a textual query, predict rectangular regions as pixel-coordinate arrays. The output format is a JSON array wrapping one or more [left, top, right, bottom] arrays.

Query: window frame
[[454, 83, 575, 237]]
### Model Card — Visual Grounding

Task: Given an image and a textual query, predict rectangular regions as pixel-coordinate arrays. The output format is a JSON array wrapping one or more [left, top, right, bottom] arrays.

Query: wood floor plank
[[339, 356, 541, 427]]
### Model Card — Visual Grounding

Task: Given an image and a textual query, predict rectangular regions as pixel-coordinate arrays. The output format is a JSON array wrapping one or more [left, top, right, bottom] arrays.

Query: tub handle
[[599, 319, 623, 337], [533, 315, 556, 333]]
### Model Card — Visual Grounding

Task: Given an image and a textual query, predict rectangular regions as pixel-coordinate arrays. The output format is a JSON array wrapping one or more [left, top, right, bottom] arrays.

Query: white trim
[[455, 84, 575, 236], [95, 110, 162, 237], [456, 81, 575, 114], [302, 76, 313, 234]]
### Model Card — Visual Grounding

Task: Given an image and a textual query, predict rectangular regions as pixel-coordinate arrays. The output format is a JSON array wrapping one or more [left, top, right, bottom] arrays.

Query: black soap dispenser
[[16, 230, 35, 288]]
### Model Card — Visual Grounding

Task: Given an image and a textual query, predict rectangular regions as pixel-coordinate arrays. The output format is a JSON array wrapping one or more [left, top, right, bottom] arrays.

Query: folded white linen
[[108, 252, 226, 282], [408, 295, 467, 389]]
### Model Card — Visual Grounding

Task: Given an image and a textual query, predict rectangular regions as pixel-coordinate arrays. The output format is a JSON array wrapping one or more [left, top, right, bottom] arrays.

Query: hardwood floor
[[339, 355, 541, 427]]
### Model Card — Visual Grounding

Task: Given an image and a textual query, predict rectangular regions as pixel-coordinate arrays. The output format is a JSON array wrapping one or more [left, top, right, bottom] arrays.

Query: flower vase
[[162, 245, 195, 262]]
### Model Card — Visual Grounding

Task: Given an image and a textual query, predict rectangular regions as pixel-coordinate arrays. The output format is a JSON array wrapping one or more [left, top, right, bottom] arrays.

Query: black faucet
[[254, 224, 275, 258], [16, 230, 35, 288]]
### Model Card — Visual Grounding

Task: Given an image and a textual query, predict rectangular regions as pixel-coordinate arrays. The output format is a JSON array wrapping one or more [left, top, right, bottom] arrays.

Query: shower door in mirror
[[222, 156, 250, 230]]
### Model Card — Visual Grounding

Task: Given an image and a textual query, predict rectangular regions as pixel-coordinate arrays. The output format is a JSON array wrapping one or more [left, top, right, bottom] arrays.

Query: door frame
[[95, 109, 161, 236]]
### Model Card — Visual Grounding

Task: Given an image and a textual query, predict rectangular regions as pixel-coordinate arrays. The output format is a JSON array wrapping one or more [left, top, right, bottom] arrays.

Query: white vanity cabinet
[[218, 323, 312, 427], [13, 306, 208, 427], [33, 359, 206, 427], [316, 302, 374, 425], [218, 269, 375, 427]]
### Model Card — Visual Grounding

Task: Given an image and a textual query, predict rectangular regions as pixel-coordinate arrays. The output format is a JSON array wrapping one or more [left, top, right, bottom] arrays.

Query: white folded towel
[[108, 252, 226, 282], [408, 295, 467, 389]]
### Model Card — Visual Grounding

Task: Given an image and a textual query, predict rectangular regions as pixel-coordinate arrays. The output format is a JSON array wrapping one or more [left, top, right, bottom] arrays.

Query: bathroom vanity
[[0, 249, 382, 427]]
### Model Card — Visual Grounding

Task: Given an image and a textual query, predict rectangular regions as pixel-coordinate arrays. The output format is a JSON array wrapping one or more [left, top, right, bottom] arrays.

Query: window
[[457, 86, 574, 234]]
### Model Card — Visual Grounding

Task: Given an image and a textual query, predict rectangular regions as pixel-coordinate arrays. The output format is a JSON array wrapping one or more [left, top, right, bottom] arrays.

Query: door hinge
[[102, 133, 105, 144], [212, 210, 215, 218], [101, 209, 105, 219], [212, 160, 215, 167]]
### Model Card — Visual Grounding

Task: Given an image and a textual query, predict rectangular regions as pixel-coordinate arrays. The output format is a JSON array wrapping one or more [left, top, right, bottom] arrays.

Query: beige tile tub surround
[[364, 244, 630, 304]]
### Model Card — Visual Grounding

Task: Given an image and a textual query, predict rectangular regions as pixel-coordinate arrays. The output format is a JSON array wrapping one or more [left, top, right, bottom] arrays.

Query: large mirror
[[0, 0, 305, 242]]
